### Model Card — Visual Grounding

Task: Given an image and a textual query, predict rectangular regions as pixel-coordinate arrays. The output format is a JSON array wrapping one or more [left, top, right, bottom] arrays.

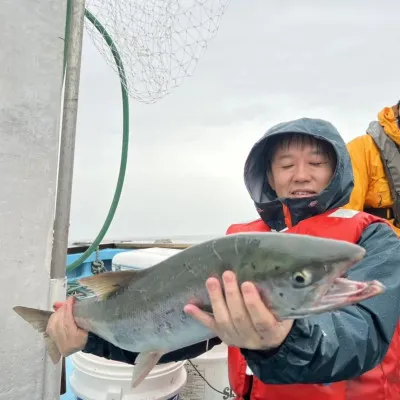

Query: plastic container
[[112, 247, 182, 271], [180, 343, 233, 400], [69, 351, 187, 400]]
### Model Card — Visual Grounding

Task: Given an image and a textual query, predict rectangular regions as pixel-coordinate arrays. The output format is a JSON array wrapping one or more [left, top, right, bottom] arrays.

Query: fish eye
[[292, 269, 313, 288]]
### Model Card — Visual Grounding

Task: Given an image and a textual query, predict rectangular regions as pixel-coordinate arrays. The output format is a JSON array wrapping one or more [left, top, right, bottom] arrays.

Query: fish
[[13, 232, 385, 388]]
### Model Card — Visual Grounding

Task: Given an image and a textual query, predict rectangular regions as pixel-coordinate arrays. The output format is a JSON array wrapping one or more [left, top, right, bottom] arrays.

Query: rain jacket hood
[[244, 118, 354, 230], [378, 106, 400, 145]]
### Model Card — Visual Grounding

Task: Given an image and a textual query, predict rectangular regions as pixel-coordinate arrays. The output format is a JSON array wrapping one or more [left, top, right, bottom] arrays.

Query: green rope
[[66, 280, 93, 298], [62, 6, 130, 272]]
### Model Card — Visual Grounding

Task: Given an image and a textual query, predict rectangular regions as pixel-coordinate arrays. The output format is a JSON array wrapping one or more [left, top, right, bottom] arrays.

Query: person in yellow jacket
[[344, 101, 400, 235]]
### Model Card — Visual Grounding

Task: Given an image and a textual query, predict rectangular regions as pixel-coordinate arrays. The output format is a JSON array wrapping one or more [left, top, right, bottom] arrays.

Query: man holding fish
[[14, 117, 400, 399]]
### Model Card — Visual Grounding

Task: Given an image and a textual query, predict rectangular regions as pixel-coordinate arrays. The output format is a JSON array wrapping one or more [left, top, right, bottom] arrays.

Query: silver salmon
[[13, 232, 384, 387]]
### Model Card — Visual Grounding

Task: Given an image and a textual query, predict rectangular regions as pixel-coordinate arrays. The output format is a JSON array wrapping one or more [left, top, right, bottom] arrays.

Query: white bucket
[[112, 248, 182, 271], [180, 343, 234, 400], [69, 351, 187, 400]]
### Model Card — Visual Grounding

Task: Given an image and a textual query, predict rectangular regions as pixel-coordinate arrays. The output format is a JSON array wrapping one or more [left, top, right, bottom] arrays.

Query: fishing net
[[84, 0, 231, 104]]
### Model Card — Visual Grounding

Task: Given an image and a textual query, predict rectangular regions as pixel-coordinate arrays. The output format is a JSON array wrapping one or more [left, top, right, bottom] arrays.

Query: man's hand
[[184, 271, 293, 351], [46, 296, 89, 357]]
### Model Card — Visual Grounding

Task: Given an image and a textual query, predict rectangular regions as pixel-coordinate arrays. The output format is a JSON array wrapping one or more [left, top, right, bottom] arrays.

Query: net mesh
[[85, 0, 231, 104]]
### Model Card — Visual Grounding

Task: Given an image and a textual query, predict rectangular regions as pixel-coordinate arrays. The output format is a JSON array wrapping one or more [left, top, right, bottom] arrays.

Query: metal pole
[[50, 0, 85, 279], [44, 0, 86, 398]]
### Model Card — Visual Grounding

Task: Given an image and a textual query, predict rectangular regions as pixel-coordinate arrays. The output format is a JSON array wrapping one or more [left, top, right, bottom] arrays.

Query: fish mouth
[[284, 277, 386, 319], [319, 277, 385, 305]]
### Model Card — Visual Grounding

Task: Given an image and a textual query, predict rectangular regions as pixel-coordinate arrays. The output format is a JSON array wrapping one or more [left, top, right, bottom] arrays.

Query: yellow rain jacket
[[344, 106, 400, 235]]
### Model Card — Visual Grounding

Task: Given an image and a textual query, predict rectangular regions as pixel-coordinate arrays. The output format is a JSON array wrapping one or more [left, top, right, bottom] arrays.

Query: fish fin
[[79, 270, 139, 300], [13, 306, 61, 364], [131, 351, 165, 388]]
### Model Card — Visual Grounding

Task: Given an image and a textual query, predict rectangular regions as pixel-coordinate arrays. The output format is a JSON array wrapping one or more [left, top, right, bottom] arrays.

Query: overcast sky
[[68, 0, 400, 242]]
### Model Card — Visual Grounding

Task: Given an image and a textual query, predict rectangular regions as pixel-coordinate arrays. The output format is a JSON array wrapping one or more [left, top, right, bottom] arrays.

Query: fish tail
[[13, 305, 61, 364]]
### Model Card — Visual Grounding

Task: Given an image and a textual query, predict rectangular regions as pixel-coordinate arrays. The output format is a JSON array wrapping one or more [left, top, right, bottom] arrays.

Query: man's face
[[267, 140, 335, 199]]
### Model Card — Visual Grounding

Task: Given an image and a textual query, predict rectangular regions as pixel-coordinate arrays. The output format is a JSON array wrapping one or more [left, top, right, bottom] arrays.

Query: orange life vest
[[226, 208, 400, 400]]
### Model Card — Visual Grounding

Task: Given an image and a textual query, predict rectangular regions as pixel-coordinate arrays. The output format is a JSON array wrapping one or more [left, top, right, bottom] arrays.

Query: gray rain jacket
[[241, 118, 400, 384]]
